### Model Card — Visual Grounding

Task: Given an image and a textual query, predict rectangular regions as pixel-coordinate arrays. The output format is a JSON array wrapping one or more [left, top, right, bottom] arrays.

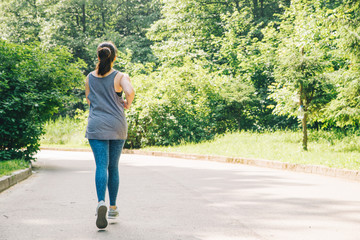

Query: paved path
[[1, 150, 360, 240]]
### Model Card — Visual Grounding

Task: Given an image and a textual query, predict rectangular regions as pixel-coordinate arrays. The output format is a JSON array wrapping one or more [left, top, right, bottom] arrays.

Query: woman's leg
[[108, 139, 125, 206], [89, 139, 109, 203]]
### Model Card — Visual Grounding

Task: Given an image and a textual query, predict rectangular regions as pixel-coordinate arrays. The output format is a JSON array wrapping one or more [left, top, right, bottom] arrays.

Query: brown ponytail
[[96, 42, 117, 76]]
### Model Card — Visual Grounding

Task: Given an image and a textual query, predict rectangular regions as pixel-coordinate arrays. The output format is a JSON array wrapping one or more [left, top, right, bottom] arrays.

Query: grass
[[144, 130, 360, 171], [0, 159, 29, 177], [40, 116, 360, 171], [40, 115, 90, 148]]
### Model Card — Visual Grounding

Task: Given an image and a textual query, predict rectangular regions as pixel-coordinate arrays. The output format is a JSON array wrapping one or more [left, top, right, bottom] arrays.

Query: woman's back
[[85, 70, 127, 140]]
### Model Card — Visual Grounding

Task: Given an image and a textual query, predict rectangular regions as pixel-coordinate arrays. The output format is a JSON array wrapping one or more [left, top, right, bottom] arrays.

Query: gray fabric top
[[85, 70, 127, 140]]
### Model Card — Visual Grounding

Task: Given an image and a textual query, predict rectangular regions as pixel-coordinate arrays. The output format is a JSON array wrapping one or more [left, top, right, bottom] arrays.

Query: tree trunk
[[101, 0, 106, 30], [125, 0, 130, 36], [252, 0, 258, 18], [33, 0, 38, 18], [81, 3, 86, 33], [299, 82, 307, 151], [260, 0, 264, 17], [302, 112, 308, 151], [234, 0, 240, 12]]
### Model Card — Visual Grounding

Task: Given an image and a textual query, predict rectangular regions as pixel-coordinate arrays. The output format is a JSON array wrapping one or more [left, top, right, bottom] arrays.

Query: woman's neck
[[93, 68, 114, 78]]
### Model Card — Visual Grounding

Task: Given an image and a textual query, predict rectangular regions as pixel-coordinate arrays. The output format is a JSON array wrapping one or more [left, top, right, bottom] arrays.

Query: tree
[[147, 0, 294, 130], [268, 1, 336, 150], [0, 0, 161, 71], [0, 0, 47, 43], [322, 1, 360, 127]]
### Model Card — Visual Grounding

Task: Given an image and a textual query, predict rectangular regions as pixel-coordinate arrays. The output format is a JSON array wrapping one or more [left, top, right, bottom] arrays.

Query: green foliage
[[0, 40, 85, 161], [321, 1, 360, 127], [146, 0, 296, 131], [125, 59, 255, 148], [267, 1, 334, 120], [264, 0, 360, 130], [0, 0, 161, 71], [324, 70, 360, 127], [147, 0, 290, 67]]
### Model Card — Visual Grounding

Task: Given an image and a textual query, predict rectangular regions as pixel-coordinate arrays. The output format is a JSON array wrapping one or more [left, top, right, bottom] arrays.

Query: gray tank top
[[85, 70, 127, 140]]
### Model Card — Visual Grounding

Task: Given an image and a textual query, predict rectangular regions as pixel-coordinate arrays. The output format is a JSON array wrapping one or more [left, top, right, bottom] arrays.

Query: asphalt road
[[1, 150, 360, 240]]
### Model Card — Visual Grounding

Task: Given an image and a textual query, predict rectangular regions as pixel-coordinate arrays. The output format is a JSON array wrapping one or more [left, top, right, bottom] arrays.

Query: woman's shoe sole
[[96, 205, 108, 229]]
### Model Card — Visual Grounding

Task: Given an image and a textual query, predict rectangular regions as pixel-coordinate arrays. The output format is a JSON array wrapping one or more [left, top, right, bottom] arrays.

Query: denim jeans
[[89, 139, 125, 206]]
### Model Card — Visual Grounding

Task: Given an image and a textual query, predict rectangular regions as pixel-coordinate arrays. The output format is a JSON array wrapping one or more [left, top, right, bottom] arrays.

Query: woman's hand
[[120, 98, 130, 110], [123, 99, 130, 110]]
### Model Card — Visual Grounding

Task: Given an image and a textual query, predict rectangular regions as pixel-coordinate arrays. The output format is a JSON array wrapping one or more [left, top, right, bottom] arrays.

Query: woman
[[85, 41, 135, 229]]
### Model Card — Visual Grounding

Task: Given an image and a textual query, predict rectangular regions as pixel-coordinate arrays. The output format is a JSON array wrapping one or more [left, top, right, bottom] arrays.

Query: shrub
[[125, 59, 255, 148], [0, 40, 85, 161]]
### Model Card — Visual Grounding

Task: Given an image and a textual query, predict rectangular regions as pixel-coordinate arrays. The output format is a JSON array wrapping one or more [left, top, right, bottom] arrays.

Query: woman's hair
[[96, 42, 117, 76]]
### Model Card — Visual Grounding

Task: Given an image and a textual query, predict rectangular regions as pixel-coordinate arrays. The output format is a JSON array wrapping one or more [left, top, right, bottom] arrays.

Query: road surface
[[1, 150, 360, 240]]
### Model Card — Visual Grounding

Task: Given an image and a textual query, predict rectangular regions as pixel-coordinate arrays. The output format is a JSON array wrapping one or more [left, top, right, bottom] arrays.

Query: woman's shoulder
[[114, 71, 129, 80], [88, 71, 97, 78]]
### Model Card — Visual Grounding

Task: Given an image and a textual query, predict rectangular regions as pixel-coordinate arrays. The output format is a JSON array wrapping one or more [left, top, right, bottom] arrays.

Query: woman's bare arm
[[120, 74, 135, 109], [85, 76, 90, 105]]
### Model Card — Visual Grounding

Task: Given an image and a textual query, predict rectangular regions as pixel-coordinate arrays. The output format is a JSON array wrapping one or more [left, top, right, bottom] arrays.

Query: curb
[[122, 149, 360, 182], [0, 166, 32, 193], [40, 147, 360, 182], [40, 147, 92, 152]]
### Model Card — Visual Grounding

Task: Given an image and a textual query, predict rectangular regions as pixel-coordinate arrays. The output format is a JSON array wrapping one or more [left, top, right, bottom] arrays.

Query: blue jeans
[[89, 139, 125, 206]]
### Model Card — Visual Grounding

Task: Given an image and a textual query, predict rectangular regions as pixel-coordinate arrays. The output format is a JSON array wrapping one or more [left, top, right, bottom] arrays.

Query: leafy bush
[[0, 40, 85, 161], [125, 59, 255, 148]]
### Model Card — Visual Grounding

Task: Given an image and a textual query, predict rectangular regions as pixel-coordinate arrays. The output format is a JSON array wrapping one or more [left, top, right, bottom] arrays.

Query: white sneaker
[[108, 206, 119, 219], [96, 201, 108, 229]]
